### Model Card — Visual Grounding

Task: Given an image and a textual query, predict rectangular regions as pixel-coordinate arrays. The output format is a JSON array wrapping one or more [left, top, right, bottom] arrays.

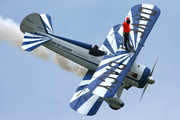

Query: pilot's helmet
[[127, 18, 130, 24]]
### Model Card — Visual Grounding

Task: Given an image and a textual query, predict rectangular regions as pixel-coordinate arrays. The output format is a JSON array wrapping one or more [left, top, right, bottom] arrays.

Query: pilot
[[123, 17, 133, 52]]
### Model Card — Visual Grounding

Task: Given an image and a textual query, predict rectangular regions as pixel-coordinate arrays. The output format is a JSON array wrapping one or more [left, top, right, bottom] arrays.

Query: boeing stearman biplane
[[20, 4, 160, 116]]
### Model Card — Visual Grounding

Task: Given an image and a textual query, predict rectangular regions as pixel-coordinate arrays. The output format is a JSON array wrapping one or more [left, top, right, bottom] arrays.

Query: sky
[[0, 0, 179, 120]]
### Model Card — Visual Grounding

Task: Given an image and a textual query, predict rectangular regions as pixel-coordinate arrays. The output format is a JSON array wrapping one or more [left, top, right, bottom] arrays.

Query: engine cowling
[[126, 62, 150, 88]]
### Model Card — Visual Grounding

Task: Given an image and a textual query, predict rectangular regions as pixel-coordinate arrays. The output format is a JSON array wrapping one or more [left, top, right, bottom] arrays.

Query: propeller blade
[[140, 58, 158, 101], [150, 58, 158, 76], [140, 83, 148, 102]]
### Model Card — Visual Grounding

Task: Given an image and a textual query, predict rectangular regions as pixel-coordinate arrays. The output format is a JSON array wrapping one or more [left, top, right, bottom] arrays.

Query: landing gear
[[109, 105, 121, 110]]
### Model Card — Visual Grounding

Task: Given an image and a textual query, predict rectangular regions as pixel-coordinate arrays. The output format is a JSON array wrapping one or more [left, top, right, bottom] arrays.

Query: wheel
[[109, 105, 120, 110]]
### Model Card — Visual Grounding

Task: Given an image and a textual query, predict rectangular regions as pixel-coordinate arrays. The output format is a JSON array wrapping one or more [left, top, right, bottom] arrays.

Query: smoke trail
[[0, 16, 50, 60], [0, 17, 23, 47], [53, 55, 87, 76], [0, 16, 87, 77]]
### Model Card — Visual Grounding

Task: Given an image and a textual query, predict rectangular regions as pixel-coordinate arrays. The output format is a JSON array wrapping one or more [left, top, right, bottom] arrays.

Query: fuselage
[[42, 33, 103, 71]]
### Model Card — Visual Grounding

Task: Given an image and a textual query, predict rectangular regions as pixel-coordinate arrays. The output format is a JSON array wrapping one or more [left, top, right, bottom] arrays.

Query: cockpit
[[89, 45, 106, 56]]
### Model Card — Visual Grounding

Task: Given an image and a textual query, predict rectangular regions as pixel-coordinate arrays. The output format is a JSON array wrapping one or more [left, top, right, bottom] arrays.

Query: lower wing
[[69, 70, 103, 116]]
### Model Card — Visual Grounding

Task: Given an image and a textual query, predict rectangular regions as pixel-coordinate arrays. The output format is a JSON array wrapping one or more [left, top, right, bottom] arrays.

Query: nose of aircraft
[[147, 76, 155, 84]]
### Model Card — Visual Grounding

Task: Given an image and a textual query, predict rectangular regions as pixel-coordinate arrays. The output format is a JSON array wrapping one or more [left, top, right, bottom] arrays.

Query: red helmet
[[126, 17, 130, 24]]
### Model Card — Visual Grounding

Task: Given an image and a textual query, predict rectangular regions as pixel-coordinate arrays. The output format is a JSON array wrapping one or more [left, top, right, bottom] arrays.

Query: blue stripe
[[22, 40, 44, 45], [95, 54, 129, 72], [22, 36, 51, 47], [115, 33, 123, 49], [76, 85, 88, 92], [25, 43, 42, 51], [83, 70, 94, 80], [131, 4, 141, 17], [76, 70, 94, 92], [103, 38, 115, 54], [23, 35, 51, 51], [24, 33, 47, 38], [45, 14, 53, 31], [70, 92, 94, 111], [49, 34, 92, 50], [87, 98, 103, 115], [24, 36, 41, 39], [44, 22, 52, 33], [113, 24, 122, 50], [97, 56, 129, 77]]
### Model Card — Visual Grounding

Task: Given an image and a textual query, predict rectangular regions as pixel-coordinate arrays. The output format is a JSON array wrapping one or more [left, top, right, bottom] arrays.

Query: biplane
[[20, 4, 160, 116]]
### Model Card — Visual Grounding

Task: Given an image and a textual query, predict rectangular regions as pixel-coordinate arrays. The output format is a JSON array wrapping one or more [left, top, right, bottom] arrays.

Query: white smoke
[[0, 16, 87, 77], [53, 55, 87, 76], [0, 17, 23, 47]]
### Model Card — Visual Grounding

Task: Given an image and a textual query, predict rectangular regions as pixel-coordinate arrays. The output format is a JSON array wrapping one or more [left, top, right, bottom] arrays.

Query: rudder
[[40, 14, 54, 34]]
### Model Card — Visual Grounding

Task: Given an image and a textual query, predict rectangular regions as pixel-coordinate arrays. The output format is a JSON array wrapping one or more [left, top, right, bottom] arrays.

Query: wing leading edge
[[88, 4, 160, 98]]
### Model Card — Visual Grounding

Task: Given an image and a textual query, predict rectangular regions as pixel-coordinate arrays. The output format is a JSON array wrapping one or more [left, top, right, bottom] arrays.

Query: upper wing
[[126, 4, 161, 50], [89, 4, 160, 98], [100, 4, 161, 54], [100, 24, 123, 55]]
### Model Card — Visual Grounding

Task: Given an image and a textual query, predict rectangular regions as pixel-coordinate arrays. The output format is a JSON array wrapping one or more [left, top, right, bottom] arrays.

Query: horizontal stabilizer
[[21, 32, 51, 51], [69, 70, 103, 116]]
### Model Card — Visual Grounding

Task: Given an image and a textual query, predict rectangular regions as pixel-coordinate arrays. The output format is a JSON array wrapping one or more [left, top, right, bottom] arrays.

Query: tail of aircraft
[[20, 13, 54, 51]]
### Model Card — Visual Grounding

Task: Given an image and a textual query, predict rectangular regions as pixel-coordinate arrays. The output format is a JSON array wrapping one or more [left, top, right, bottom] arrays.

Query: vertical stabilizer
[[20, 13, 47, 34], [20, 13, 53, 51]]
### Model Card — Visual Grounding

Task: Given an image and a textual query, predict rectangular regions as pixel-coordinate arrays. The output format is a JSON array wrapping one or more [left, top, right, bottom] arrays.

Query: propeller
[[140, 58, 158, 101]]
